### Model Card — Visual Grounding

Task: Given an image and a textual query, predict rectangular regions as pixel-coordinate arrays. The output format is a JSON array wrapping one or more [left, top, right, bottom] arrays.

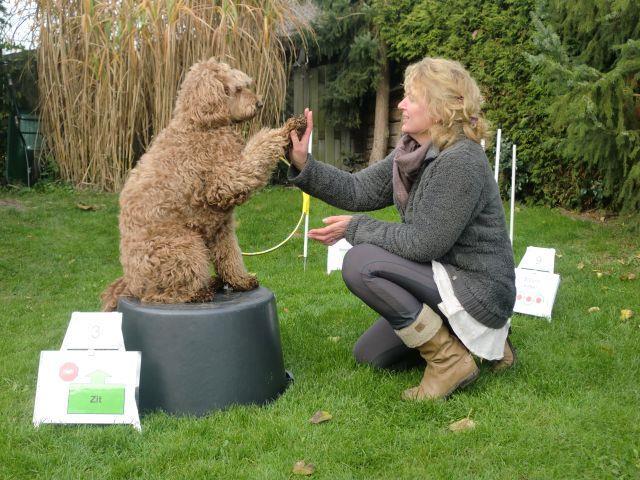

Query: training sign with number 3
[[33, 350, 141, 430], [33, 312, 141, 430]]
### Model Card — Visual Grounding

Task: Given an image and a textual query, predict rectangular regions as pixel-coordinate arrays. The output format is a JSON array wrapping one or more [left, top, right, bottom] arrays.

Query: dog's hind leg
[[125, 230, 214, 304], [100, 277, 130, 312], [209, 217, 258, 292]]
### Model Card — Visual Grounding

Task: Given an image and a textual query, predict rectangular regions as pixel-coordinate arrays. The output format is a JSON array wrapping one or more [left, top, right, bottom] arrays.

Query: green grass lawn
[[1, 184, 639, 479]]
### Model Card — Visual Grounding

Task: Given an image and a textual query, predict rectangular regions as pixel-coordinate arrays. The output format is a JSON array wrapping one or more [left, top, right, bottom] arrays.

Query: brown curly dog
[[101, 58, 304, 311]]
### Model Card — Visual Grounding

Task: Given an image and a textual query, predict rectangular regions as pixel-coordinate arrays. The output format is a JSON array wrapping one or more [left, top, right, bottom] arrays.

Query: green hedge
[[373, 0, 565, 205], [372, 0, 639, 212]]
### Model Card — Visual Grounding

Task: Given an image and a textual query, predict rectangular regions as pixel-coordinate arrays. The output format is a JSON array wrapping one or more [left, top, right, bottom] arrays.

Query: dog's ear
[[175, 61, 230, 127]]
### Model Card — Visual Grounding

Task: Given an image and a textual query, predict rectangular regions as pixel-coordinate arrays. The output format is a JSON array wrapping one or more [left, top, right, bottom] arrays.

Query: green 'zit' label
[[67, 385, 125, 414]]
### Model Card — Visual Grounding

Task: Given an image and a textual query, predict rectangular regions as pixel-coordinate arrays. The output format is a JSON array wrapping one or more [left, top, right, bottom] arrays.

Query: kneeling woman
[[287, 57, 516, 400]]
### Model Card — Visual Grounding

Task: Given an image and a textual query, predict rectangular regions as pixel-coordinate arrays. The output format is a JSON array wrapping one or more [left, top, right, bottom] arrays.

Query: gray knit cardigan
[[288, 138, 516, 328]]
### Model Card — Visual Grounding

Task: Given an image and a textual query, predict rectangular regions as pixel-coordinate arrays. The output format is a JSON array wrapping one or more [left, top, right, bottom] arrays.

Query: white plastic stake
[[494, 128, 502, 183], [509, 144, 517, 243], [303, 130, 312, 269], [303, 212, 309, 263]]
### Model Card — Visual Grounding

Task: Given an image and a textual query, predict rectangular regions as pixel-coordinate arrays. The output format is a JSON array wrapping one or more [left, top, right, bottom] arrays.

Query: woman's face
[[398, 92, 437, 143]]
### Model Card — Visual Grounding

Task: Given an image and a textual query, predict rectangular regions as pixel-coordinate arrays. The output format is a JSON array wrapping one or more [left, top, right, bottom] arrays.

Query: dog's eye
[[235, 86, 242, 93]]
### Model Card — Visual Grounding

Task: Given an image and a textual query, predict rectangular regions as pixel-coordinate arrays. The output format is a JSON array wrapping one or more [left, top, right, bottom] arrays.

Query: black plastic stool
[[118, 287, 290, 416]]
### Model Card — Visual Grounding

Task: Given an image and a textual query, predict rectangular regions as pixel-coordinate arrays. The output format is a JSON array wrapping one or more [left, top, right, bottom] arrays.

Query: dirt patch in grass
[[0, 199, 27, 211], [557, 207, 618, 223]]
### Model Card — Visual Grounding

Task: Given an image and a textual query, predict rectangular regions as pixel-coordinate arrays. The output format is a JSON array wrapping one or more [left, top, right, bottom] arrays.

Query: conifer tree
[[528, 0, 640, 212], [304, 0, 390, 164], [308, 0, 382, 130]]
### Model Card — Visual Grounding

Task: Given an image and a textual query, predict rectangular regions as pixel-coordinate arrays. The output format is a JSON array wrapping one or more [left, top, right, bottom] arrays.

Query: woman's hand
[[288, 108, 313, 171], [307, 215, 352, 246]]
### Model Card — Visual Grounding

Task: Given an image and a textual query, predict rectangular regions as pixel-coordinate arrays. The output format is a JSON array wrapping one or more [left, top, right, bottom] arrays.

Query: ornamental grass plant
[[32, 0, 310, 191]]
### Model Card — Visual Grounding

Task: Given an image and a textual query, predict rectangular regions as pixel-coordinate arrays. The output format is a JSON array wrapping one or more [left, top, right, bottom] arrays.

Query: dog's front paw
[[227, 274, 259, 292], [281, 114, 307, 146], [283, 114, 307, 136]]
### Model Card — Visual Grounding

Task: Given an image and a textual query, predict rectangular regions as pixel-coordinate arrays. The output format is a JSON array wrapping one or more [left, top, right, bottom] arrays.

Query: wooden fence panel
[[293, 70, 304, 118], [292, 65, 408, 168], [309, 68, 319, 156], [292, 65, 354, 169], [316, 66, 326, 143]]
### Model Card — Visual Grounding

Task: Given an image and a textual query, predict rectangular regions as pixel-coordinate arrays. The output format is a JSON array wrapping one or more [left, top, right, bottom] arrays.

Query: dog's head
[[174, 58, 263, 128]]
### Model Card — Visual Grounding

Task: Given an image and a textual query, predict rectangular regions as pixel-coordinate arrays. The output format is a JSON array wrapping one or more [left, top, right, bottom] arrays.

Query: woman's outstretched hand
[[308, 215, 353, 246], [288, 108, 313, 171], [289, 109, 348, 245]]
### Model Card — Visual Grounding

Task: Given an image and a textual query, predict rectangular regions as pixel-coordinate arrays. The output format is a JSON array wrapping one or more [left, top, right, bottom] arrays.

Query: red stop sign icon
[[59, 362, 79, 381]]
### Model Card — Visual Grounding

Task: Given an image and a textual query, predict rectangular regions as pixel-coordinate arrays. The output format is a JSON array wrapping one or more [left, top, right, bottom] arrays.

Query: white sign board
[[33, 350, 141, 431], [61, 312, 125, 351], [513, 268, 560, 320], [327, 239, 353, 274], [518, 246, 556, 273]]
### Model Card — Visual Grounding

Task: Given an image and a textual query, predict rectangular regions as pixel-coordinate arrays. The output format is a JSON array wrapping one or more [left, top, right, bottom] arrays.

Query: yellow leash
[[241, 157, 310, 257]]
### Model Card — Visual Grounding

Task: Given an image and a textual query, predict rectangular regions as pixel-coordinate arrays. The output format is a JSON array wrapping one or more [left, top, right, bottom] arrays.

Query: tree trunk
[[369, 42, 390, 165]]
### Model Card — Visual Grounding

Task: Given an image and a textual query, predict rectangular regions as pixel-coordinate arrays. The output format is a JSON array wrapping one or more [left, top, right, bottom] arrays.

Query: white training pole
[[509, 144, 517, 243], [494, 128, 502, 183], [303, 130, 312, 268]]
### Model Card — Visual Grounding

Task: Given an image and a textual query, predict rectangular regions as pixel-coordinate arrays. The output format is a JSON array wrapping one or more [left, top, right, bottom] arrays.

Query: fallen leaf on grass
[[292, 461, 315, 476], [309, 410, 332, 424], [577, 262, 585, 270], [598, 344, 614, 356], [619, 273, 637, 281], [588, 307, 600, 313], [76, 203, 97, 211], [448, 418, 476, 432], [620, 309, 634, 321]]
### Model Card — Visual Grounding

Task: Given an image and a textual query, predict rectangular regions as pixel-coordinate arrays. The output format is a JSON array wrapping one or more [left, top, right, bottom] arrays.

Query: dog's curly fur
[[101, 58, 305, 311]]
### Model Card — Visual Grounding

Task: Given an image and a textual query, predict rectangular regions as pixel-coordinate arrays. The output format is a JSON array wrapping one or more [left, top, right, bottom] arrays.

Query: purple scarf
[[392, 134, 433, 209]]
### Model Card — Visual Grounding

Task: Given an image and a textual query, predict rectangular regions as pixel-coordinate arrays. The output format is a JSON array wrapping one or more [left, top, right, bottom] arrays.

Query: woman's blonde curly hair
[[404, 57, 489, 150]]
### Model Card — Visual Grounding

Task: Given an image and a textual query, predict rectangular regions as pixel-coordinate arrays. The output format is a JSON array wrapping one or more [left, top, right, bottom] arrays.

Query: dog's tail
[[100, 277, 130, 312]]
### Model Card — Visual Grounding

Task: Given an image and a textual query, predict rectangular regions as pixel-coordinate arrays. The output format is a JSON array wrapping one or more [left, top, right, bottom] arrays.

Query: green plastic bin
[[5, 112, 42, 185]]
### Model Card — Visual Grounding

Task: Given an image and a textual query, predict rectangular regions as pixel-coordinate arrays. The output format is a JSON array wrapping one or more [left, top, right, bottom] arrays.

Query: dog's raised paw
[[284, 114, 307, 145]]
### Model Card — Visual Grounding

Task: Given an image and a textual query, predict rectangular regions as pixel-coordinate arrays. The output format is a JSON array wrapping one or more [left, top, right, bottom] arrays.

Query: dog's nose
[[256, 100, 264, 109]]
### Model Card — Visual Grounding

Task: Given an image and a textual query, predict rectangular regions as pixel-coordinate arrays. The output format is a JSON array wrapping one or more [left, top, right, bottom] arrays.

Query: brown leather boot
[[491, 336, 517, 372], [395, 304, 479, 401]]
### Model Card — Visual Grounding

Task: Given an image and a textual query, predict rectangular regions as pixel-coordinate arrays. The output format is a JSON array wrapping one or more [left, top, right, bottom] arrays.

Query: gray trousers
[[341, 244, 446, 371]]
